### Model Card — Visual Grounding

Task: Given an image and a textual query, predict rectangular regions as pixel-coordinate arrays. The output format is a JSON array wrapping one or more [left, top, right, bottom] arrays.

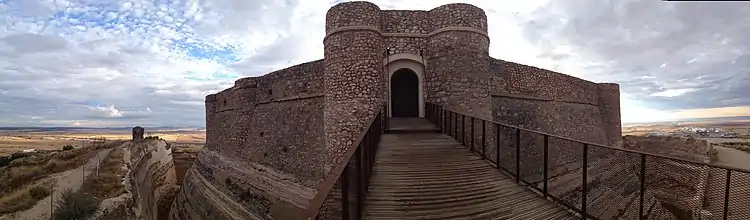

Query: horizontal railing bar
[[435, 104, 750, 175]]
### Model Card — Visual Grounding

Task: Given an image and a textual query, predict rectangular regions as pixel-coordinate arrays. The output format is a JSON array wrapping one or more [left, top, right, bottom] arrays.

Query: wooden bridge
[[363, 118, 574, 219], [298, 103, 750, 220]]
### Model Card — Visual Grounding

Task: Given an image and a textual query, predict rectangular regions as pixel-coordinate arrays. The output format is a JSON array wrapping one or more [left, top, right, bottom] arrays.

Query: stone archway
[[385, 53, 425, 118], [390, 68, 420, 117]]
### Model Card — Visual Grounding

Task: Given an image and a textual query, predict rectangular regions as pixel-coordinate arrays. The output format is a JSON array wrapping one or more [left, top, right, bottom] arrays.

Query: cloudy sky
[[0, 0, 747, 127]]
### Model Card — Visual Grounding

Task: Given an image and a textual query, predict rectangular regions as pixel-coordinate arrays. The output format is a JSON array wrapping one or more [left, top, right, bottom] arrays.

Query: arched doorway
[[390, 68, 419, 117]]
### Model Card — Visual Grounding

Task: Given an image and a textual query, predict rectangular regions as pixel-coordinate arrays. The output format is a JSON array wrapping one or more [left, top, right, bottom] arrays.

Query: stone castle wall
[[490, 59, 621, 146], [172, 1, 622, 219], [171, 60, 326, 219]]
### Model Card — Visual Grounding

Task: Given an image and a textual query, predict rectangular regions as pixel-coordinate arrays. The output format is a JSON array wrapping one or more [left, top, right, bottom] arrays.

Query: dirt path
[[713, 146, 750, 169], [703, 145, 750, 219], [0, 147, 117, 220]]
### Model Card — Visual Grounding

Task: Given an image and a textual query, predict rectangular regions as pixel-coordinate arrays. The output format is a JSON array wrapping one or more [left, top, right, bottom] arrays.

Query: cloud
[[83, 104, 152, 119], [0, 0, 747, 127], [521, 0, 750, 114]]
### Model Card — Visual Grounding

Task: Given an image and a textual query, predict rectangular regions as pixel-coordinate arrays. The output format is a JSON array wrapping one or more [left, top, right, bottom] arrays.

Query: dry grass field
[[0, 129, 205, 156]]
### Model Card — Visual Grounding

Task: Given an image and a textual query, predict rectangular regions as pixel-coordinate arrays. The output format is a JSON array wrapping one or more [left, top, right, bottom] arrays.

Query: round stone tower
[[425, 3, 492, 118], [132, 126, 144, 140], [323, 1, 385, 170]]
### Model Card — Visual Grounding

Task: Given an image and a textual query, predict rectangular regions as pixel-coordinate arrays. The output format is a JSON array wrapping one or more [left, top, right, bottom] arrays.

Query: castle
[[170, 1, 621, 219]]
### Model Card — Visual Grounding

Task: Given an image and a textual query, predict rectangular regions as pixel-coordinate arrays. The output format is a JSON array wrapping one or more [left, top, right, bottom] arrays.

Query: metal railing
[[301, 107, 385, 220], [426, 102, 750, 220]]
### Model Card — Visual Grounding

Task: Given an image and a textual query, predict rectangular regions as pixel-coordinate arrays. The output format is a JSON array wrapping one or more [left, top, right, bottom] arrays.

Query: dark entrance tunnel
[[390, 68, 419, 118]]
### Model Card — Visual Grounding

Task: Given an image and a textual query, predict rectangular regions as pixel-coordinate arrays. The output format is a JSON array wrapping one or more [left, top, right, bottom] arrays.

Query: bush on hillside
[[28, 185, 50, 199], [53, 189, 99, 220], [62, 145, 74, 151]]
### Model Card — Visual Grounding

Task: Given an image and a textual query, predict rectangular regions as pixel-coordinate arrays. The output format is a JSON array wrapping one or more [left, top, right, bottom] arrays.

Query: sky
[[0, 0, 748, 127]]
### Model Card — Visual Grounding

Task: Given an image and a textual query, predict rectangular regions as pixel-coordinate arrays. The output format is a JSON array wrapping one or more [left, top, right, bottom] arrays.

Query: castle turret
[[230, 77, 260, 150], [425, 4, 493, 152], [323, 1, 385, 169], [425, 3, 492, 119], [204, 94, 217, 145]]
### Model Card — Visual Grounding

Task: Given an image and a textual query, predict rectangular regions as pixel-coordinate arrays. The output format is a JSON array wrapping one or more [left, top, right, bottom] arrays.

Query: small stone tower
[[132, 126, 144, 140]]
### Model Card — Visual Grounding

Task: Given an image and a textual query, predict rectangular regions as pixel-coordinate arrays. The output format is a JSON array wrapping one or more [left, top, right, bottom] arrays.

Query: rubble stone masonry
[[171, 1, 622, 219]]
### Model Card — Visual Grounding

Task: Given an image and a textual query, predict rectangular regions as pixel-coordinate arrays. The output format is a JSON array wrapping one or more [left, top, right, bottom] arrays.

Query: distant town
[[645, 125, 740, 138]]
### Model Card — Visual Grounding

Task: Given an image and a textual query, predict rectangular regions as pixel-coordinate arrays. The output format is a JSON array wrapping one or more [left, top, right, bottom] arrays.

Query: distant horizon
[[0, 126, 206, 130], [2, 116, 749, 129]]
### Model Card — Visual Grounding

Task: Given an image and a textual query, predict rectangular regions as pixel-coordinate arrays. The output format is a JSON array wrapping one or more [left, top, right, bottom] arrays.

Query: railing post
[[449, 111, 452, 137], [441, 107, 445, 132], [383, 105, 388, 132], [453, 112, 457, 138], [639, 154, 645, 220], [481, 120, 486, 159], [723, 169, 732, 220], [582, 143, 588, 219], [341, 167, 350, 220], [356, 148, 363, 219], [432, 104, 435, 122], [543, 135, 548, 196], [495, 123, 500, 168], [426, 103, 430, 121], [515, 128, 520, 182], [470, 117, 475, 151], [438, 105, 443, 133], [461, 115, 466, 146]]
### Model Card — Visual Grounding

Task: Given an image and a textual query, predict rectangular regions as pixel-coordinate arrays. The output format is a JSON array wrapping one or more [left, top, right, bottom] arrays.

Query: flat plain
[[0, 128, 205, 156]]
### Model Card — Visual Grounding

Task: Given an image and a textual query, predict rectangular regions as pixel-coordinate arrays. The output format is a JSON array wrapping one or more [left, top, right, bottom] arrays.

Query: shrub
[[62, 145, 74, 151], [53, 189, 99, 220], [0, 184, 52, 214], [0, 156, 10, 167], [28, 185, 50, 199]]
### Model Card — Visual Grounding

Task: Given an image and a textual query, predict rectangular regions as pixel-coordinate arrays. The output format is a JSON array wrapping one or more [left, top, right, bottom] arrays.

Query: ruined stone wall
[[623, 136, 711, 162], [128, 138, 177, 220], [623, 136, 712, 219], [171, 60, 325, 220]]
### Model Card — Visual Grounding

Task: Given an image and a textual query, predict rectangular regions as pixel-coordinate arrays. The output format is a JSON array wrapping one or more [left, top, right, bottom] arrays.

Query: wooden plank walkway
[[363, 118, 576, 220]]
